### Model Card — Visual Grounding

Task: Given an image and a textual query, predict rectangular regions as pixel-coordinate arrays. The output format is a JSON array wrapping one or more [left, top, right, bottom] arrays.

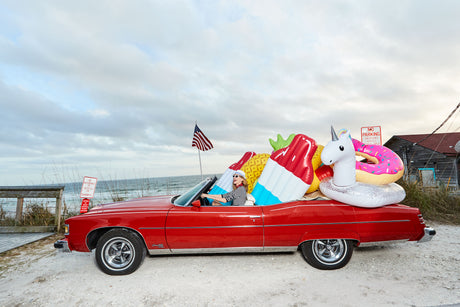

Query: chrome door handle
[[249, 215, 261, 218]]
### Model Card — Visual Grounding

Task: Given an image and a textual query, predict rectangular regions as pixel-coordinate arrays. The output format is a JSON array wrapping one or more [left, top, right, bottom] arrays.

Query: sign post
[[80, 176, 97, 213], [361, 126, 382, 145]]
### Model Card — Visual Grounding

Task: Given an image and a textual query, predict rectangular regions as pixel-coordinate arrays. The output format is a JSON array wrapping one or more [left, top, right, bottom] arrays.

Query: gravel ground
[[0, 222, 459, 307]]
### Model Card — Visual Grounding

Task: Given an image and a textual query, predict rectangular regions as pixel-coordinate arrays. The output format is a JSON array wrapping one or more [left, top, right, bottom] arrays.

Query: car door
[[165, 204, 264, 252]]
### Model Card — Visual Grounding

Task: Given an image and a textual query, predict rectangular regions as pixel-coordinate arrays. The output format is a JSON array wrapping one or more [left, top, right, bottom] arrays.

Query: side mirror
[[191, 200, 201, 207]]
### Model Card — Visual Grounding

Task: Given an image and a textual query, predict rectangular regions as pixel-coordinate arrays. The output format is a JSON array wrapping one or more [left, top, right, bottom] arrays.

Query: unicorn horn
[[331, 126, 339, 141]]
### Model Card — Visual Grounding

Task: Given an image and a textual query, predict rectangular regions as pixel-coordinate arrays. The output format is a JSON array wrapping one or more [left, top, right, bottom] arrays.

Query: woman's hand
[[201, 193, 227, 204]]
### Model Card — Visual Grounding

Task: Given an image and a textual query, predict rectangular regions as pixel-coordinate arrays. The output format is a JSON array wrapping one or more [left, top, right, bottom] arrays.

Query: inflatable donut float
[[352, 139, 404, 185]]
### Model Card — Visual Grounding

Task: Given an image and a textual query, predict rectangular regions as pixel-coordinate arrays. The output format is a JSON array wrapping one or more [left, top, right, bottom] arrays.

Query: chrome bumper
[[418, 227, 436, 243], [54, 239, 71, 252]]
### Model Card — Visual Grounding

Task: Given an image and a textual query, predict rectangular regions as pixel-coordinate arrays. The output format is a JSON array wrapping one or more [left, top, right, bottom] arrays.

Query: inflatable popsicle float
[[251, 134, 317, 206]]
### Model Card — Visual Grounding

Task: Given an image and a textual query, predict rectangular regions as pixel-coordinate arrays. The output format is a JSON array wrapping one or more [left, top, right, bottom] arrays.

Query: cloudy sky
[[1, 0, 459, 185]]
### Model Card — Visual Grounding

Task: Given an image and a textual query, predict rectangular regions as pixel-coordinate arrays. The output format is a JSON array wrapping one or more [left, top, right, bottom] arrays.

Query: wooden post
[[55, 188, 64, 231], [15, 197, 24, 223]]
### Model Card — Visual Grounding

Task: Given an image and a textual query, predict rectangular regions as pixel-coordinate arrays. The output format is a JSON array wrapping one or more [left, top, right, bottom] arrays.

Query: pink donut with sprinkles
[[352, 138, 404, 185]]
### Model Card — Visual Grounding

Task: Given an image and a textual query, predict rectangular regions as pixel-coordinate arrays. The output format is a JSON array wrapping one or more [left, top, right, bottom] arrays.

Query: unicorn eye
[[339, 145, 344, 151]]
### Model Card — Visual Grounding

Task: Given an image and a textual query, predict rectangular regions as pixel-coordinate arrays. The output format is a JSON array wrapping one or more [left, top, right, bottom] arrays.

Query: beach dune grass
[[400, 180, 460, 225], [0, 202, 56, 227]]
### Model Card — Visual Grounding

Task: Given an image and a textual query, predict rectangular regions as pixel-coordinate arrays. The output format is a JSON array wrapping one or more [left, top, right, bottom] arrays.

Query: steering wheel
[[186, 176, 217, 207], [200, 196, 210, 206]]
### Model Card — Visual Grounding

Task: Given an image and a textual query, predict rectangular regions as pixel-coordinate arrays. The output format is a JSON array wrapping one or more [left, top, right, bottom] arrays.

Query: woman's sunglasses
[[233, 175, 242, 178]]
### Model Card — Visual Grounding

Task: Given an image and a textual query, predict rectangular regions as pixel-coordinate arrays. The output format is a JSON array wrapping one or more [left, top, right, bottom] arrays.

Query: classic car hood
[[89, 195, 174, 213]]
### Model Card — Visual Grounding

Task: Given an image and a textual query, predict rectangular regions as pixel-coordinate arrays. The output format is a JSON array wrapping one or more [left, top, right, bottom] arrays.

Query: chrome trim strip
[[271, 203, 417, 212], [94, 211, 170, 216], [358, 239, 409, 247], [270, 204, 351, 211], [139, 227, 163, 230], [148, 246, 298, 255], [140, 220, 411, 230], [263, 246, 298, 252], [165, 225, 264, 230], [264, 220, 411, 228], [170, 247, 264, 254], [148, 249, 173, 255]]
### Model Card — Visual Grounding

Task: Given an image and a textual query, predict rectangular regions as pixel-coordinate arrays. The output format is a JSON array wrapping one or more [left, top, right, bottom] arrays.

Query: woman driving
[[201, 170, 248, 206]]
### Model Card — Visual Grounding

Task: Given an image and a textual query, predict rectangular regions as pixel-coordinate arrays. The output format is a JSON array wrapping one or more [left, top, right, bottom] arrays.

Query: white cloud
[[0, 0, 459, 184]]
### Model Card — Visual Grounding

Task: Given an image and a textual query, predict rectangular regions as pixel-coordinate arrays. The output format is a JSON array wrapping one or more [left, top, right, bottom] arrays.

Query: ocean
[[0, 174, 217, 217]]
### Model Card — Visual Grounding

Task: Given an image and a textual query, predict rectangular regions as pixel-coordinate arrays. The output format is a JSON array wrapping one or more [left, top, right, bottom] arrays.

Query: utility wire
[[414, 102, 460, 145]]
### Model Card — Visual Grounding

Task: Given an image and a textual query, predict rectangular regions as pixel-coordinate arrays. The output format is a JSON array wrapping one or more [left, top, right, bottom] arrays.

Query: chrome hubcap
[[313, 239, 345, 264], [102, 237, 135, 270]]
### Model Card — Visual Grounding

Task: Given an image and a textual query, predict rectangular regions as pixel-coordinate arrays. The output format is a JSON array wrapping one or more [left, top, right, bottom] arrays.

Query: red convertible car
[[55, 177, 435, 275]]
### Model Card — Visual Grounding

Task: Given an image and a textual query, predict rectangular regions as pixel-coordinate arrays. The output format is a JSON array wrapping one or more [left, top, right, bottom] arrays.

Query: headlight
[[64, 224, 69, 235]]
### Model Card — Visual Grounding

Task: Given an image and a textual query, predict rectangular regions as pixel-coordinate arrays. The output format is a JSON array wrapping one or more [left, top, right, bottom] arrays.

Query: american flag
[[192, 124, 213, 151]]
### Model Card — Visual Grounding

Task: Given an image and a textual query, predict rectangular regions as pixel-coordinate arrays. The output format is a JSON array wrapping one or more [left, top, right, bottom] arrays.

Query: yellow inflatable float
[[241, 153, 270, 193], [306, 145, 324, 193]]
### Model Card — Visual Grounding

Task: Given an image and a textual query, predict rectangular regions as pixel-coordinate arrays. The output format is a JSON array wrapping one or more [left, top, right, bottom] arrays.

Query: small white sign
[[361, 126, 382, 145], [80, 176, 98, 198]]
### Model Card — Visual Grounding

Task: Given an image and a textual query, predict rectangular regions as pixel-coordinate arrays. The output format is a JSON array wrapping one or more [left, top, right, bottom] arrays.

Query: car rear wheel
[[300, 239, 353, 270], [96, 228, 146, 275]]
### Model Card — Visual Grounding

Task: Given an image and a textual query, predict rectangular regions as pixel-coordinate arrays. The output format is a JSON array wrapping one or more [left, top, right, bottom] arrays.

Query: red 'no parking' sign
[[80, 198, 90, 214]]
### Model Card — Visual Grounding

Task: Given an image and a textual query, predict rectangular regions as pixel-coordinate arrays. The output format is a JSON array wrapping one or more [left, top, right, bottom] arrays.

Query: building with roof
[[384, 132, 460, 189]]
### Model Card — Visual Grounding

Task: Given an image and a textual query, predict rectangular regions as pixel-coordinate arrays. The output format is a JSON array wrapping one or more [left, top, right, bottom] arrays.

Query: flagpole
[[197, 147, 203, 180], [195, 121, 203, 180]]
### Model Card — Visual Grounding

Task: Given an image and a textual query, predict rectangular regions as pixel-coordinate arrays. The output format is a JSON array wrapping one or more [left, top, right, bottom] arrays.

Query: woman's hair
[[233, 178, 248, 192]]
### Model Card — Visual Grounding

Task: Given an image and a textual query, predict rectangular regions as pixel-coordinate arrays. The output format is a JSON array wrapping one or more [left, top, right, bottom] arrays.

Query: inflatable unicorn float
[[320, 126, 406, 208]]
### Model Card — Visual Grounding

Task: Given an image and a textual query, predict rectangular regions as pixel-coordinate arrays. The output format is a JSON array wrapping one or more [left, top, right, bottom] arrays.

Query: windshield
[[173, 179, 209, 206]]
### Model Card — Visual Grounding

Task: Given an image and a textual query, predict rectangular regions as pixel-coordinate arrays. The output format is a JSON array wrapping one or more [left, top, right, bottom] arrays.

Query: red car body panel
[[64, 196, 426, 254], [66, 196, 171, 252], [166, 203, 264, 250], [262, 201, 358, 247]]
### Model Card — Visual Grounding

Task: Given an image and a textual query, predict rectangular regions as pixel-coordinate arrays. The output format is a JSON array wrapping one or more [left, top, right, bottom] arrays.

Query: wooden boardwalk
[[0, 233, 54, 253]]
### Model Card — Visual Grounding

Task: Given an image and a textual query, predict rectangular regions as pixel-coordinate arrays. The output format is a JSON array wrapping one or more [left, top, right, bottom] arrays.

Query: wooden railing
[[0, 185, 65, 231]]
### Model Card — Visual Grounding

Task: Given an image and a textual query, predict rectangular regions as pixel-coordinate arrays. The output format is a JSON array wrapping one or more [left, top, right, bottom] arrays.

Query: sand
[[1, 222, 459, 307]]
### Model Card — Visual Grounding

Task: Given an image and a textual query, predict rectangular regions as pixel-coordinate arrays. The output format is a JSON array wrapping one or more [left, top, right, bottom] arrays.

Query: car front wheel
[[300, 239, 353, 270], [96, 228, 146, 275]]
